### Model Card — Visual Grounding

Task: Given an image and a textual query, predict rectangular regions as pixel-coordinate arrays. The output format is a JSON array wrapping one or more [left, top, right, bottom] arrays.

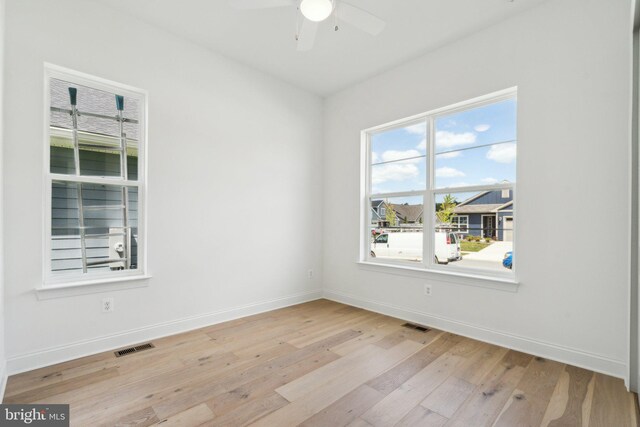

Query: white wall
[[3, 0, 323, 373], [323, 0, 632, 379], [0, 0, 6, 395]]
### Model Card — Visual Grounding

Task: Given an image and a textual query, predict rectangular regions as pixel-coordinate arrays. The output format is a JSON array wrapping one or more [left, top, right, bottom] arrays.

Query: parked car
[[503, 251, 513, 269], [370, 231, 460, 264]]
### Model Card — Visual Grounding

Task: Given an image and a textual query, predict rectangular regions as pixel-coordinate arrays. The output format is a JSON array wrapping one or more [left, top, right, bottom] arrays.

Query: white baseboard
[[323, 288, 627, 380], [7, 290, 323, 376]]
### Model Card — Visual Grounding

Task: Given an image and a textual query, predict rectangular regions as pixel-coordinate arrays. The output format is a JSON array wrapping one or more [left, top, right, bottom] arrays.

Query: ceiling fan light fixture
[[300, 0, 333, 22]]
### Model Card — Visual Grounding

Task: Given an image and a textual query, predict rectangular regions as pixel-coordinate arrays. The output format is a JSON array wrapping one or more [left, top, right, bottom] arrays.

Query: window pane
[[369, 196, 423, 262], [434, 98, 516, 189], [50, 78, 140, 180], [51, 181, 138, 274], [370, 122, 426, 193], [50, 130, 139, 179], [433, 190, 513, 271]]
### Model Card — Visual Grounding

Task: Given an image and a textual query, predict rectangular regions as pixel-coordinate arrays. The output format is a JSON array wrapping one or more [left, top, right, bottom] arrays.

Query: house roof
[[456, 191, 489, 207], [391, 204, 423, 222], [454, 204, 503, 214], [370, 207, 382, 221], [50, 78, 140, 141]]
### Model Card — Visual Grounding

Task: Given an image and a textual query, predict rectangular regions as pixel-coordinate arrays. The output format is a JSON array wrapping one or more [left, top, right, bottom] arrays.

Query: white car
[[371, 231, 460, 264]]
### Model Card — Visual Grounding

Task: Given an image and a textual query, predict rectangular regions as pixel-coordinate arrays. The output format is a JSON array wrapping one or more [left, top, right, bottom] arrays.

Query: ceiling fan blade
[[229, 0, 293, 10], [297, 19, 318, 51], [337, 2, 386, 36]]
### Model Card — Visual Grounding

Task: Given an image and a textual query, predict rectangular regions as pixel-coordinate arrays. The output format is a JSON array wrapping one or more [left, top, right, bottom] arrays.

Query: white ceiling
[[97, 0, 547, 96]]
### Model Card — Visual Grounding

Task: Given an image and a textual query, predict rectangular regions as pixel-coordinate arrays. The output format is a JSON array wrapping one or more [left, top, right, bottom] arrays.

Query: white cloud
[[435, 131, 477, 149], [481, 177, 499, 184], [486, 143, 516, 164], [416, 138, 426, 151], [435, 167, 465, 178], [449, 182, 471, 188], [437, 151, 461, 159], [404, 123, 427, 136], [371, 149, 425, 184], [371, 152, 380, 163], [371, 163, 420, 184], [474, 124, 491, 132], [381, 149, 421, 163]]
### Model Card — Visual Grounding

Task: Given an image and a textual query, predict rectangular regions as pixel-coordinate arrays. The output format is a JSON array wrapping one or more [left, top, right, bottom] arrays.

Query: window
[[363, 89, 516, 278], [44, 65, 147, 286], [450, 215, 469, 233]]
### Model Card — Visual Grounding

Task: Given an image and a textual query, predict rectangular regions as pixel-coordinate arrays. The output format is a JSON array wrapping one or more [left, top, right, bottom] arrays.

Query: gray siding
[[466, 189, 511, 205], [50, 147, 139, 272]]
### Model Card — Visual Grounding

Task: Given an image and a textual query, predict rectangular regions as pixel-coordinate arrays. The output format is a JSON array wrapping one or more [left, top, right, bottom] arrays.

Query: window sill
[[357, 261, 519, 292], [36, 274, 152, 300]]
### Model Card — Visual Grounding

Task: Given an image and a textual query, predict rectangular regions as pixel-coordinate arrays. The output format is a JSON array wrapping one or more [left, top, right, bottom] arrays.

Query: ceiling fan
[[230, 0, 386, 51]]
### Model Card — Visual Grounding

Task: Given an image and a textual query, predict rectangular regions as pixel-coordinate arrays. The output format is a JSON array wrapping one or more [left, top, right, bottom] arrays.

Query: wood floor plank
[[345, 418, 374, 427], [299, 384, 385, 427], [4, 300, 637, 426], [253, 340, 424, 427], [539, 365, 596, 427], [70, 342, 298, 425], [588, 373, 636, 427], [367, 333, 460, 396], [374, 326, 441, 349], [444, 350, 532, 427], [420, 376, 475, 418], [208, 392, 289, 426], [4, 367, 120, 404], [492, 356, 565, 427], [361, 337, 487, 426], [151, 329, 360, 420], [276, 343, 382, 402], [396, 405, 448, 427], [201, 349, 340, 420], [154, 403, 214, 426], [109, 405, 159, 427], [455, 344, 509, 385], [331, 322, 404, 356]]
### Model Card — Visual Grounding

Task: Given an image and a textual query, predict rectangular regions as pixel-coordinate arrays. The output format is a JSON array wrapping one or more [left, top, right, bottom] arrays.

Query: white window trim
[[451, 215, 469, 233], [42, 63, 149, 288], [360, 87, 517, 283]]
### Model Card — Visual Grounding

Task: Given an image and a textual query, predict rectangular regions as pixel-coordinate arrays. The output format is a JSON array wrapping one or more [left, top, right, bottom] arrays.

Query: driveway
[[462, 241, 512, 262]]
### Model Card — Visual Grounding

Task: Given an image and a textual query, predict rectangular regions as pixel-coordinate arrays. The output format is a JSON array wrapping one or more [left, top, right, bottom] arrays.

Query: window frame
[[360, 88, 517, 281], [42, 63, 149, 288], [450, 215, 469, 233]]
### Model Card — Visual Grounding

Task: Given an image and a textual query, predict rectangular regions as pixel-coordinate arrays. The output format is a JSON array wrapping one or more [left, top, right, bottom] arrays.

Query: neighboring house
[[371, 191, 512, 241], [370, 200, 423, 228], [453, 189, 514, 241]]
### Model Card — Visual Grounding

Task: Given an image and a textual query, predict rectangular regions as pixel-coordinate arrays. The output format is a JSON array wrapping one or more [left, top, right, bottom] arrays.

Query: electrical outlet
[[307, 269, 313, 279], [102, 297, 114, 313], [424, 284, 432, 296]]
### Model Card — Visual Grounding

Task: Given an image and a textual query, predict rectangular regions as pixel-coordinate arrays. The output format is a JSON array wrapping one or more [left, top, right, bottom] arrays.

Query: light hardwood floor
[[4, 299, 639, 426]]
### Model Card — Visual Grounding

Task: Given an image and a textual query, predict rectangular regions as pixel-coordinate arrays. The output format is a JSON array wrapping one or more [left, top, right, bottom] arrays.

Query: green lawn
[[460, 241, 491, 252]]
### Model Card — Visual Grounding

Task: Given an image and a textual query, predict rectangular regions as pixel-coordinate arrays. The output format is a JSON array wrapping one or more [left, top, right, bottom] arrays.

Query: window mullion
[[49, 173, 140, 187], [424, 116, 436, 268]]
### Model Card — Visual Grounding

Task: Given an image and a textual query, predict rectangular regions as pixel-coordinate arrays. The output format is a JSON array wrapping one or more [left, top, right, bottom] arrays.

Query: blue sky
[[371, 98, 517, 202]]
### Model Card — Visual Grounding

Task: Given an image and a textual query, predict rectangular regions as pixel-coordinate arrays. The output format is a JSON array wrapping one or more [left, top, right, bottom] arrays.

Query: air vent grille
[[402, 323, 431, 332], [114, 343, 155, 357]]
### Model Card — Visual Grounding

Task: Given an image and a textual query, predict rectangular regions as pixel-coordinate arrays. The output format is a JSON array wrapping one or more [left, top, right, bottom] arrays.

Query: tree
[[384, 201, 397, 226], [436, 194, 457, 225]]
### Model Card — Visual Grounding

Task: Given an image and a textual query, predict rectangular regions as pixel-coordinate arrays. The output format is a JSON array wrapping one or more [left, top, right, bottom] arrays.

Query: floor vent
[[114, 343, 155, 357], [402, 323, 431, 332]]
